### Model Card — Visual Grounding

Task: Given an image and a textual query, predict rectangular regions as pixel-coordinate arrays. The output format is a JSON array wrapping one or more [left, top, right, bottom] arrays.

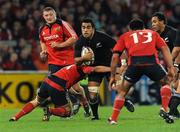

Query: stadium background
[[0, 0, 180, 108]]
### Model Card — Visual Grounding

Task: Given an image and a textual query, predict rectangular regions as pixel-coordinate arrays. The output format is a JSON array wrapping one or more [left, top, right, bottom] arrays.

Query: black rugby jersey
[[75, 31, 116, 66], [174, 30, 180, 47], [160, 25, 177, 52]]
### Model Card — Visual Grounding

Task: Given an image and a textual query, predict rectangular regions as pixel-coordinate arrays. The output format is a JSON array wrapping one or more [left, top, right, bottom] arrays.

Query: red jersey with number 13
[[113, 29, 167, 65]]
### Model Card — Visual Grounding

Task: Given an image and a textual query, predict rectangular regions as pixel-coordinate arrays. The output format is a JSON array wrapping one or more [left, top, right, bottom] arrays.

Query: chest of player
[[41, 24, 64, 43], [161, 34, 174, 52]]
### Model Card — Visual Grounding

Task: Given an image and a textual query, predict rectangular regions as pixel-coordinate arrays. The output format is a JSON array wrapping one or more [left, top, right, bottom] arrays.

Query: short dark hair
[[81, 17, 95, 28], [43, 6, 56, 12], [152, 12, 167, 24], [129, 18, 144, 30]]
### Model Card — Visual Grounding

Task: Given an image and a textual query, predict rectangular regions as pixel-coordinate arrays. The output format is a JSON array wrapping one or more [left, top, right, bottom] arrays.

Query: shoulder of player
[[39, 19, 64, 33], [75, 35, 86, 47], [95, 30, 111, 38], [39, 24, 47, 34], [95, 30, 115, 41], [76, 35, 86, 43], [165, 25, 177, 34]]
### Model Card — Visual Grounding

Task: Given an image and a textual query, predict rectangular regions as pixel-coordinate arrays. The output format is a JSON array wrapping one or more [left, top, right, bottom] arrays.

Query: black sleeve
[[174, 30, 180, 47], [74, 38, 83, 57]]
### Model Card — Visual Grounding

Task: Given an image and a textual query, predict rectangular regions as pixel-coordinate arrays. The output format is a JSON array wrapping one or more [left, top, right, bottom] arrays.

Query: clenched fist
[[40, 51, 48, 62]]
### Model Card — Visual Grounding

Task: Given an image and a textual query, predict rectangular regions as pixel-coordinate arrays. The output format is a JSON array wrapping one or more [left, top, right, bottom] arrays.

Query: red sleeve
[[82, 66, 94, 74], [156, 33, 167, 49], [113, 34, 125, 52], [39, 26, 45, 43], [62, 21, 78, 40], [39, 34, 45, 43]]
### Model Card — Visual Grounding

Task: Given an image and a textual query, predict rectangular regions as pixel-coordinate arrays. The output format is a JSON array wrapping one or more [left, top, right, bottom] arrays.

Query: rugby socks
[[160, 85, 172, 112], [90, 102, 99, 119], [111, 97, 125, 122], [49, 107, 70, 117], [15, 102, 35, 120]]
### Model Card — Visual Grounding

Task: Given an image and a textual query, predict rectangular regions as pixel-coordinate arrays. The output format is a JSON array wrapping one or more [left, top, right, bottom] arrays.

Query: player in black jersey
[[74, 17, 134, 120], [151, 12, 179, 123]]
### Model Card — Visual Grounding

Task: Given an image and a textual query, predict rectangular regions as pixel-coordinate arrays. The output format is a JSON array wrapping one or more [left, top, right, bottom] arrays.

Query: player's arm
[[54, 36, 77, 48], [93, 66, 111, 72], [50, 21, 78, 48], [160, 45, 175, 82], [172, 47, 180, 64], [40, 41, 48, 62], [109, 52, 121, 90]]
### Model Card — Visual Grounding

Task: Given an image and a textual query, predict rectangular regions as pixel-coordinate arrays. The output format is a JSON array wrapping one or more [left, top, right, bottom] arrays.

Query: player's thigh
[[145, 64, 166, 81], [37, 82, 49, 100], [123, 65, 143, 84], [48, 88, 68, 106]]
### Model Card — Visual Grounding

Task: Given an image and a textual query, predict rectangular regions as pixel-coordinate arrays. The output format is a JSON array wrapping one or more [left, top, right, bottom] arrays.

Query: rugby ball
[[81, 47, 94, 65]]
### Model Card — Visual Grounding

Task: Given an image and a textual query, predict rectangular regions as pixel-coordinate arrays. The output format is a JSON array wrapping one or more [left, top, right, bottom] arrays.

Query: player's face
[[151, 16, 162, 32], [81, 23, 94, 39], [43, 10, 56, 24]]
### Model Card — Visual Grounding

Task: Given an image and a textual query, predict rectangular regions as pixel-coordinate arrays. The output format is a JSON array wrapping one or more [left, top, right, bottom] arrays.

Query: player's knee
[[88, 86, 99, 93], [89, 94, 99, 105], [30, 97, 40, 107], [160, 85, 172, 97], [38, 97, 51, 107], [160, 77, 169, 86]]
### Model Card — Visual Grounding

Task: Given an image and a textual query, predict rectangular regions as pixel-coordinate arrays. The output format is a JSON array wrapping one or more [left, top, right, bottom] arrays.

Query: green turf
[[0, 106, 180, 132]]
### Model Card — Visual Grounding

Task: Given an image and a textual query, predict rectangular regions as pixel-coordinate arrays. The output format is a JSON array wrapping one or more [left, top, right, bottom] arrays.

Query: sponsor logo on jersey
[[96, 42, 102, 48], [44, 34, 59, 41], [55, 27, 60, 32], [164, 37, 169, 42]]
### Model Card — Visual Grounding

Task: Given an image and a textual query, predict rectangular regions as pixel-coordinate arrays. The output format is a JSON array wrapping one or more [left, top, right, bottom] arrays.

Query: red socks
[[15, 102, 34, 120], [160, 85, 172, 112], [111, 97, 125, 121], [49, 107, 70, 117]]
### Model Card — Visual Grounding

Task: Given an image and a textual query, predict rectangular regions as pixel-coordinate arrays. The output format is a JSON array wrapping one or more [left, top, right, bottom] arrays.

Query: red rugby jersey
[[39, 20, 78, 66], [113, 29, 167, 65], [53, 64, 94, 89]]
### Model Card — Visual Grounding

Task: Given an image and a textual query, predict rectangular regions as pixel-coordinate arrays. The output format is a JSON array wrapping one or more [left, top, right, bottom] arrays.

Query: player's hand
[[167, 66, 176, 82], [40, 50, 48, 62], [108, 76, 116, 91], [50, 42, 60, 48]]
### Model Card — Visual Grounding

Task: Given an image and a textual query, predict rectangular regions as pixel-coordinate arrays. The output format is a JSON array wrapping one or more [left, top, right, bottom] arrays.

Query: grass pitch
[[0, 106, 180, 132]]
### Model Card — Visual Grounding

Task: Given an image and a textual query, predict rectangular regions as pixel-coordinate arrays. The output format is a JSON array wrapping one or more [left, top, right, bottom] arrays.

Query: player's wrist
[[173, 63, 179, 68]]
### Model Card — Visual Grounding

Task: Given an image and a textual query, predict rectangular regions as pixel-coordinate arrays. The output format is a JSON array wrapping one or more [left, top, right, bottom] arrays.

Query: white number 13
[[130, 32, 152, 44]]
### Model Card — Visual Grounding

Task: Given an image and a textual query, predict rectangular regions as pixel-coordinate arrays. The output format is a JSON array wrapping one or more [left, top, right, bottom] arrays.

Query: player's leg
[[9, 96, 40, 121], [146, 64, 174, 123], [88, 83, 100, 120], [169, 72, 180, 118], [70, 83, 91, 117], [88, 72, 103, 120], [43, 86, 72, 120], [115, 73, 135, 112], [9, 81, 49, 121], [160, 78, 172, 112], [108, 65, 141, 124], [108, 79, 132, 124]]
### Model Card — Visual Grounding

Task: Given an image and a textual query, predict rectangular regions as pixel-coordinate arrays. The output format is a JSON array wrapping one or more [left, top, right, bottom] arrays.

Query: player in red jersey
[[107, 18, 175, 125], [9, 53, 111, 121], [39, 6, 90, 119]]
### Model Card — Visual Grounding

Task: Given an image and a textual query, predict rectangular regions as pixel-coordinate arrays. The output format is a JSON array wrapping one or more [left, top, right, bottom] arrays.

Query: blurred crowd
[[0, 0, 179, 71]]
